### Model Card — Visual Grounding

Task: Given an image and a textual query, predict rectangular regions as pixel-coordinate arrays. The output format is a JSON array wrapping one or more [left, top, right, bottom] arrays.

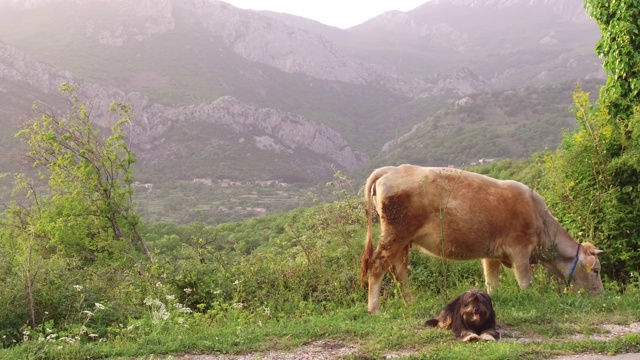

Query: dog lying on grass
[[425, 289, 499, 342]]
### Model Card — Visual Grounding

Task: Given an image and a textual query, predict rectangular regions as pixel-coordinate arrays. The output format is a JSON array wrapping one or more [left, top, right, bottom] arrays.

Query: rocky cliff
[[431, 0, 590, 22], [0, 42, 366, 175], [135, 96, 368, 170], [0, 43, 71, 94], [0, 0, 492, 98]]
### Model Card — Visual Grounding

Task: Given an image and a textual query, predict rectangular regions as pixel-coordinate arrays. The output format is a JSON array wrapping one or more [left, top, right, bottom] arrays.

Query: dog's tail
[[360, 166, 394, 286]]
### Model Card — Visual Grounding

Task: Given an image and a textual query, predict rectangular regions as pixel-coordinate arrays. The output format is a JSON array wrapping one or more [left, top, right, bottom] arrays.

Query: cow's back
[[374, 165, 544, 261]]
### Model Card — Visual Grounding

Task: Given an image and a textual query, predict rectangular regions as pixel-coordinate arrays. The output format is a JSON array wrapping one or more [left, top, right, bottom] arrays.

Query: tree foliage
[[13, 83, 152, 265], [540, 1, 640, 280], [0, 84, 153, 336], [586, 0, 640, 121]]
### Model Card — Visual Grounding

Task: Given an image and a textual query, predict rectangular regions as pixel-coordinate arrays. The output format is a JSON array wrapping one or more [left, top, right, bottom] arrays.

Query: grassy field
[[2, 267, 639, 360], [2, 172, 638, 360]]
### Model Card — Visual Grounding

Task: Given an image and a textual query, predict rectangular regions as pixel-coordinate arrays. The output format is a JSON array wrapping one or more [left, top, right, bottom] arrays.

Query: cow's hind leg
[[367, 237, 410, 314], [391, 243, 412, 306], [367, 249, 389, 314], [482, 259, 501, 294]]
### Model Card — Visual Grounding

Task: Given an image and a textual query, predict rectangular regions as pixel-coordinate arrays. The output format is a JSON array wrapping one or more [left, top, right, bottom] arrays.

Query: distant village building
[[478, 158, 496, 164], [219, 179, 243, 187], [472, 158, 498, 166], [247, 207, 267, 215], [254, 180, 279, 187], [192, 178, 288, 188], [193, 178, 213, 186], [133, 182, 154, 192]]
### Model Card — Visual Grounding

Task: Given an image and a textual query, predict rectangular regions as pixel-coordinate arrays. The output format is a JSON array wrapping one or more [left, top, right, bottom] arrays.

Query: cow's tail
[[360, 166, 393, 286]]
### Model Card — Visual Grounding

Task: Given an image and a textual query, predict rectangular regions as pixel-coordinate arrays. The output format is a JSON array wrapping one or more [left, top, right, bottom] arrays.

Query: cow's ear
[[590, 249, 604, 256]]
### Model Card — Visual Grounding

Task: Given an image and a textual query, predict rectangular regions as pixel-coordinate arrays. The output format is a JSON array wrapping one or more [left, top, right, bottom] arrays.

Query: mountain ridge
[[0, 0, 607, 224], [0, 42, 366, 181]]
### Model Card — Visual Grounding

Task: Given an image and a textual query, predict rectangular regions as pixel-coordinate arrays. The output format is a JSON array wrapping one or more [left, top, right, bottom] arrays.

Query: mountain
[[365, 78, 602, 172], [0, 42, 367, 183], [0, 0, 606, 223], [346, 0, 602, 88], [130, 96, 369, 183]]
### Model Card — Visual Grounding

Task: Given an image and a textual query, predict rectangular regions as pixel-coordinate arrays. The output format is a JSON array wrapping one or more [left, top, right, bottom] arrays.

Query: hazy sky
[[222, 0, 430, 29]]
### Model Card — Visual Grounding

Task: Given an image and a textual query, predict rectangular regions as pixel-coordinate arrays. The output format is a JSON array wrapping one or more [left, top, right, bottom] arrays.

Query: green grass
[[2, 279, 639, 360]]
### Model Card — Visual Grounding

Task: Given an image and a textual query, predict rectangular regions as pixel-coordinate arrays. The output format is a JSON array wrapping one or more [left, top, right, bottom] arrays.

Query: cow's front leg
[[512, 259, 532, 290], [481, 258, 501, 294]]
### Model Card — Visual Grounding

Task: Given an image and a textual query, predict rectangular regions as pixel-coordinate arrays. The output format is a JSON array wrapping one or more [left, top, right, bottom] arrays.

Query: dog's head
[[459, 290, 494, 327]]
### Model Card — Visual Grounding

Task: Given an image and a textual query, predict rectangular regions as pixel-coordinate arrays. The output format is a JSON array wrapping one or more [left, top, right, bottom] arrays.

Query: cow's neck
[[539, 216, 581, 279]]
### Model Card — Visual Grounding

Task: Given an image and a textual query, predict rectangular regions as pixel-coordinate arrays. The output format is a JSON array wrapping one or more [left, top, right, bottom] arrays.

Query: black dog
[[425, 289, 499, 342]]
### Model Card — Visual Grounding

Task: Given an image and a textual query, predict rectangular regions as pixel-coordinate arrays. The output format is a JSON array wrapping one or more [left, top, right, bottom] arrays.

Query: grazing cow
[[360, 165, 604, 314]]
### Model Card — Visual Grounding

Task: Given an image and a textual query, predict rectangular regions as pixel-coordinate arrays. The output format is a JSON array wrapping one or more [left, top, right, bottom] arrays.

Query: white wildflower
[[144, 298, 163, 307], [73, 285, 83, 292], [83, 310, 94, 317], [144, 297, 170, 324], [183, 288, 192, 294], [173, 303, 193, 313], [166, 295, 176, 301], [94, 303, 105, 310], [232, 302, 244, 309], [59, 337, 75, 344]]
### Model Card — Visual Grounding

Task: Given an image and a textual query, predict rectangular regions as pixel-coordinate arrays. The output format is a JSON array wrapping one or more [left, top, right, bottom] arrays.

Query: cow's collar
[[566, 244, 582, 286]]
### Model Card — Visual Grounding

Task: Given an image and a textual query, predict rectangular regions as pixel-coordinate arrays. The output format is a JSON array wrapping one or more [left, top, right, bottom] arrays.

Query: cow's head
[[570, 242, 604, 294]]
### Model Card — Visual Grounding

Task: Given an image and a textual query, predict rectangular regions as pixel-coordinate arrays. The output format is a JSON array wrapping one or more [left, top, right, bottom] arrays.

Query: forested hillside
[[367, 79, 602, 170]]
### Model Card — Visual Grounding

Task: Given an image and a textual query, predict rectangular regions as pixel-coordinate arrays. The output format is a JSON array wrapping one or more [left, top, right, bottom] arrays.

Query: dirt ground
[[553, 355, 640, 360], [550, 321, 640, 360], [170, 322, 640, 360]]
